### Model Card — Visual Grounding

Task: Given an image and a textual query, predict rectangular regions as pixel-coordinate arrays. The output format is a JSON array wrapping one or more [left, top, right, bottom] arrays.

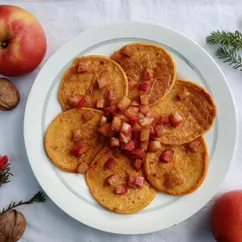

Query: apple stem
[[0, 40, 8, 49]]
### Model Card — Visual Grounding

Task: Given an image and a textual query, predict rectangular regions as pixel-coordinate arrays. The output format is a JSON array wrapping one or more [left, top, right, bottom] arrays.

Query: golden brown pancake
[[45, 108, 107, 173], [144, 137, 208, 196], [86, 147, 157, 214], [59, 55, 128, 110], [110, 43, 176, 105], [151, 79, 216, 145]]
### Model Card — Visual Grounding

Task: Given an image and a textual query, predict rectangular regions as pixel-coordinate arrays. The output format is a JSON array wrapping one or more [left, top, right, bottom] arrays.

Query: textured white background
[[0, 0, 242, 241]]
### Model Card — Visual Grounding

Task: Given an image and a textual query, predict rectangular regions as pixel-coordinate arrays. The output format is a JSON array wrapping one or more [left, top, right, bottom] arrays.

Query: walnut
[[0, 210, 26, 242], [0, 78, 20, 110]]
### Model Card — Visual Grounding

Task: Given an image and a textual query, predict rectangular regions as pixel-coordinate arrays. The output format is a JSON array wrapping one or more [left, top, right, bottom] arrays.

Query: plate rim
[[24, 21, 238, 235]]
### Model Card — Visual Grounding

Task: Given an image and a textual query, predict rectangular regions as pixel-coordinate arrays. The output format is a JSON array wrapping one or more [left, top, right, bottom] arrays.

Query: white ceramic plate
[[24, 22, 237, 234]]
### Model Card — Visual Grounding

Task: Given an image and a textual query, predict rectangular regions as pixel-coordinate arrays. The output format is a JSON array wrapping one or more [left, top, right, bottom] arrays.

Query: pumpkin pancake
[[151, 79, 216, 145], [86, 147, 157, 214], [110, 43, 176, 105], [45, 108, 107, 173], [144, 136, 208, 196], [59, 55, 128, 111]]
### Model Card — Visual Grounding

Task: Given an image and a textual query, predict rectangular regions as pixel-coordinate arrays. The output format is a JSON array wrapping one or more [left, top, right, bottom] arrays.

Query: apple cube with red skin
[[77, 162, 89, 174], [132, 148, 145, 158], [110, 137, 120, 147], [68, 94, 86, 108], [107, 89, 116, 101], [72, 129, 82, 142], [143, 69, 153, 80], [104, 158, 116, 169], [135, 176, 144, 188], [115, 184, 128, 194], [154, 124, 165, 137], [111, 116, 122, 132], [70, 145, 83, 157], [129, 79, 138, 89], [130, 100, 140, 107], [138, 112, 145, 120], [139, 105, 151, 114], [160, 149, 174, 163], [82, 111, 94, 121], [140, 94, 149, 105], [97, 74, 108, 89], [188, 139, 201, 153], [140, 82, 149, 91], [149, 141, 161, 152], [178, 88, 190, 100], [133, 159, 143, 171], [132, 132, 140, 148], [125, 108, 138, 121], [128, 175, 137, 188], [119, 132, 131, 144], [122, 46, 134, 57], [170, 112, 184, 127], [150, 126, 155, 135], [140, 128, 150, 141], [139, 117, 154, 127], [116, 114, 129, 123], [132, 123, 141, 132], [121, 122, 132, 135], [105, 105, 117, 116], [77, 62, 88, 73], [96, 99, 105, 108], [117, 97, 131, 110], [98, 123, 111, 137], [139, 141, 148, 152], [160, 115, 170, 124], [124, 140, 135, 151], [100, 116, 107, 126], [107, 174, 120, 185]]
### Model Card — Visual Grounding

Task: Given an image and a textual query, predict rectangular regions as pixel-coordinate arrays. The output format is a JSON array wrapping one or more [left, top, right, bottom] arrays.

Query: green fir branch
[[0, 163, 13, 186]]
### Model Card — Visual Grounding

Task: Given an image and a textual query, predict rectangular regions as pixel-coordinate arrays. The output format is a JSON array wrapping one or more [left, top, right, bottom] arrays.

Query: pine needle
[[0, 163, 13, 186]]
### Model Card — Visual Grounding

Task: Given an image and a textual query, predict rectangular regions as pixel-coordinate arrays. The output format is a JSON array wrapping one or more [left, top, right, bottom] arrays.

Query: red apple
[[211, 190, 242, 242], [0, 5, 47, 76]]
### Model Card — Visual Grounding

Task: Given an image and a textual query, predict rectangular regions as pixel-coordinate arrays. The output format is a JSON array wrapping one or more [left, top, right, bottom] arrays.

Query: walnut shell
[[0, 78, 20, 110], [0, 210, 26, 242]]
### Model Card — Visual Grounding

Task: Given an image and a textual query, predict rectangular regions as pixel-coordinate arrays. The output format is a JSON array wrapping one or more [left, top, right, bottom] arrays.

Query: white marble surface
[[0, 0, 242, 241]]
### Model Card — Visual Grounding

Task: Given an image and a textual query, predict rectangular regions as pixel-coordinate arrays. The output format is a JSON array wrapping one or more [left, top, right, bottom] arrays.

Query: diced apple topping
[[110, 51, 121, 61], [143, 69, 153, 80], [164, 172, 185, 188], [111, 116, 122, 132], [105, 105, 117, 116], [178, 88, 190, 100], [72, 129, 82, 142], [188, 139, 201, 153], [135, 176, 144, 188], [77, 162, 89, 174], [70, 145, 83, 157], [122, 46, 134, 57], [132, 123, 141, 132], [149, 141, 161, 152], [139, 141, 148, 151], [139, 82, 149, 91], [116, 114, 129, 123], [98, 123, 111, 136], [124, 108, 138, 120], [117, 97, 131, 110], [140, 128, 150, 141], [110, 137, 120, 147], [124, 140, 135, 151], [104, 158, 116, 169], [107, 174, 120, 185], [128, 175, 137, 188], [121, 122, 132, 135], [139, 105, 150, 114], [154, 124, 165, 137], [77, 62, 88, 73], [115, 184, 128, 194], [100, 115, 107, 126], [160, 149, 174, 163], [133, 159, 143, 171], [130, 100, 140, 107], [119, 132, 131, 144], [131, 148, 145, 158], [150, 126, 155, 135], [107, 89, 116, 102], [139, 117, 154, 127], [96, 99, 105, 108], [161, 115, 170, 124], [97, 74, 108, 89], [68, 94, 86, 108], [140, 94, 149, 105], [170, 112, 184, 127], [82, 111, 94, 121]]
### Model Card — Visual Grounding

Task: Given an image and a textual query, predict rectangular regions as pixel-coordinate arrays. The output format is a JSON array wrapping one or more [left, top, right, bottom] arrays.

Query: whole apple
[[211, 190, 242, 242], [0, 5, 47, 76]]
